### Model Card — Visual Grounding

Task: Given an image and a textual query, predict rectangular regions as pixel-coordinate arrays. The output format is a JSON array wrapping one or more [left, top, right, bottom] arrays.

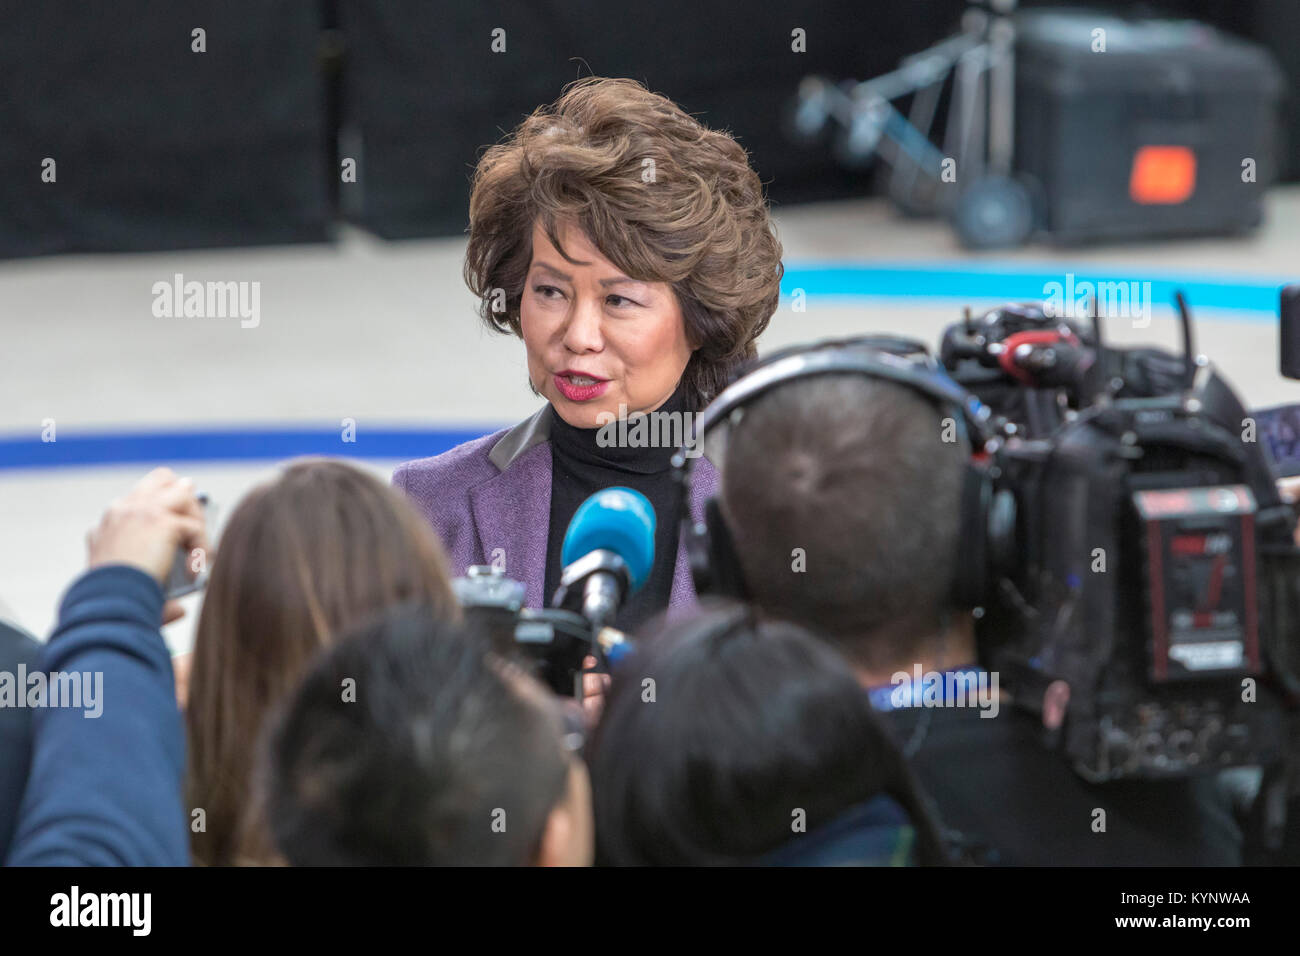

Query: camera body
[[942, 303, 1300, 781], [453, 564, 632, 697]]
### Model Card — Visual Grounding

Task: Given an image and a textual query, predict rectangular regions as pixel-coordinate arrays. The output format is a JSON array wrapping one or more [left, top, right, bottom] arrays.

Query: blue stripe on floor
[[0, 427, 497, 471], [3, 263, 1293, 470], [781, 263, 1293, 317]]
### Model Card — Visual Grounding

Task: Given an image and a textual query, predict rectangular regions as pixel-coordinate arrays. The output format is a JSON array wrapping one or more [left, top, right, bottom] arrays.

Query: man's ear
[[535, 800, 574, 867], [535, 763, 594, 867], [1042, 679, 1071, 731]]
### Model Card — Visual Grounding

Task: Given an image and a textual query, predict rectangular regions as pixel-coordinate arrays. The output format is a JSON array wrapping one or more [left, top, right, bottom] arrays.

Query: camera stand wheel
[[952, 174, 1035, 248]]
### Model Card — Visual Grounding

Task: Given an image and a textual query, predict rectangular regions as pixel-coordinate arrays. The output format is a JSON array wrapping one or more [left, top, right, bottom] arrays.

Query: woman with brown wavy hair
[[185, 459, 458, 866], [394, 76, 784, 630]]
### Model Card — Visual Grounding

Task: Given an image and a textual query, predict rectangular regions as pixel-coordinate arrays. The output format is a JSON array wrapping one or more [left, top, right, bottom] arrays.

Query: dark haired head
[[719, 374, 969, 672], [586, 600, 946, 865], [263, 605, 592, 866]]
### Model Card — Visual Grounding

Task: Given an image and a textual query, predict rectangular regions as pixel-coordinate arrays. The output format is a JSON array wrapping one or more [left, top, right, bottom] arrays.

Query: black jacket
[[885, 704, 1242, 865]]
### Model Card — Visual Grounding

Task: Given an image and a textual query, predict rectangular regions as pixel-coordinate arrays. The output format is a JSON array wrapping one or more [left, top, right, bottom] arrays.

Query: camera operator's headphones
[[672, 335, 1014, 612]]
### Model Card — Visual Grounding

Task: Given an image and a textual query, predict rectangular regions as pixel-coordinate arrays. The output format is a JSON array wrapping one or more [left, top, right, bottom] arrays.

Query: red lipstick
[[554, 370, 611, 402]]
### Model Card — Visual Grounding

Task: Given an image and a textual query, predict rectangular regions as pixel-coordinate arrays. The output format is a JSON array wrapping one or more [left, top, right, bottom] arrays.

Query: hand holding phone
[[86, 468, 212, 597], [163, 493, 213, 599]]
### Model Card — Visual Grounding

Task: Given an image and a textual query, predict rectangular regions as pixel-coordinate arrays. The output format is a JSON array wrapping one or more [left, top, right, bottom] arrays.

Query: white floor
[[2, 192, 1299, 650]]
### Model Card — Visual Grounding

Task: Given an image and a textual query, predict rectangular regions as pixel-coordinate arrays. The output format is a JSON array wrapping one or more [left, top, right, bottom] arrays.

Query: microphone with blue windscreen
[[554, 487, 656, 632]]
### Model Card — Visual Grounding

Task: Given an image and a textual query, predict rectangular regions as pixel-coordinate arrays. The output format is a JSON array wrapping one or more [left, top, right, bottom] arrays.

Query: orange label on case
[[1129, 146, 1197, 204]]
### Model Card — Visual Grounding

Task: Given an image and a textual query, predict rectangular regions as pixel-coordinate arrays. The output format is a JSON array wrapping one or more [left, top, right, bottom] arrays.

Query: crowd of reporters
[[4, 72, 1294, 868], [1, 359, 1287, 866]]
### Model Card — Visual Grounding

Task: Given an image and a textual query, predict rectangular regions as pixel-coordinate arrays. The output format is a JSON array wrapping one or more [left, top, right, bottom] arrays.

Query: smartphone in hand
[[163, 493, 214, 599]]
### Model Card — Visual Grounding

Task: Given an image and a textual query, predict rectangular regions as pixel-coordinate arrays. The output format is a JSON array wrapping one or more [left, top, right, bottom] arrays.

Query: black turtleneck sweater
[[544, 383, 689, 633]]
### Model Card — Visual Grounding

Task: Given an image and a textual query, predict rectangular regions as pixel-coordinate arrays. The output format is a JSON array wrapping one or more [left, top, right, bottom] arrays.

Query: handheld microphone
[[553, 487, 656, 632]]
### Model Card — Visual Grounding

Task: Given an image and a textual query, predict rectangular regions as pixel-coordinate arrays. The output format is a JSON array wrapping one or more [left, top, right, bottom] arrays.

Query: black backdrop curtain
[[0, 0, 1294, 256]]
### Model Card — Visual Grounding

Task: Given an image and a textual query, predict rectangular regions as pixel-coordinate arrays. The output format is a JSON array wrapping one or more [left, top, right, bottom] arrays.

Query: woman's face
[[520, 220, 694, 429]]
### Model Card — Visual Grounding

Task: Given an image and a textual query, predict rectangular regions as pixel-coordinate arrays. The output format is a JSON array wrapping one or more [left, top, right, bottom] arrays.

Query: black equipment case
[[1013, 8, 1284, 244]]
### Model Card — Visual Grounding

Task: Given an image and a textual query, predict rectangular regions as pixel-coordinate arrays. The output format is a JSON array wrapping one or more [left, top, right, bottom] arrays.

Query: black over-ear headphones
[[671, 335, 1014, 612]]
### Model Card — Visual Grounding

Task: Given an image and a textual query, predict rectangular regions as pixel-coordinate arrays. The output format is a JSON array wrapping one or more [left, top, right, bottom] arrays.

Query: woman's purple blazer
[[393, 405, 719, 614]]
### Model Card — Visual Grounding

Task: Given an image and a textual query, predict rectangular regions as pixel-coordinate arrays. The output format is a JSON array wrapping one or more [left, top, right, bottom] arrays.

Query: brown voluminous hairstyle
[[185, 459, 458, 866], [464, 76, 784, 409]]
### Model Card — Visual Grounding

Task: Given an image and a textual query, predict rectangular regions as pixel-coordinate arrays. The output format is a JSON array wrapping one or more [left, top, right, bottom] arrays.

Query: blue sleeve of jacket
[[0, 622, 41, 862], [4, 565, 189, 866]]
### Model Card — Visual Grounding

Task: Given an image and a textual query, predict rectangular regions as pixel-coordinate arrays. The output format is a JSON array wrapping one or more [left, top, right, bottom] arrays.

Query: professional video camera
[[940, 290, 1300, 786], [451, 487, 652, 698]]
